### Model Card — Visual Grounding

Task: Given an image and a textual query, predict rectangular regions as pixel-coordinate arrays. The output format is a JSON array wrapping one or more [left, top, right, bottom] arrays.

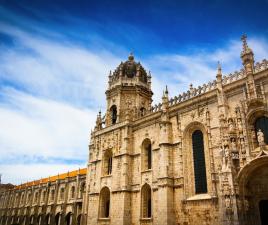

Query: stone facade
[[0, 169, 87, 225], [86, 36, 268, 225], [1, 35, 268, 225]]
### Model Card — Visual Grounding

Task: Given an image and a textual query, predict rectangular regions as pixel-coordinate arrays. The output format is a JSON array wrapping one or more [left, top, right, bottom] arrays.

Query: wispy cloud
[[0, 8, 268, 184]]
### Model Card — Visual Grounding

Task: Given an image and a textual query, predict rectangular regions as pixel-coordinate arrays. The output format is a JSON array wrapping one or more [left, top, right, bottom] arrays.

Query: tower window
[[192, 130, 207, 194], [99, 187, 110, 218], [103, 149, 113, 175], [142, 139, 152, 171], [141, 184, 152, 218], [110, 105, 117, 124], [255, 116, 268, 144]]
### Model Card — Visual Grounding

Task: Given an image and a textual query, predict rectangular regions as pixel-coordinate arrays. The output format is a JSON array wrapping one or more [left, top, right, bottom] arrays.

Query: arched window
[[59, 187, 65, 201], [27, 192, 31, 204], [103, 149, 113, 175], [192, 130, 207, 194], [37, 214, 42, 225], [142, 139, 152, 171], [65, 212, 72, 225], [79, 182, 85, 198], [70, 186, 75, 199], [141, 184, 152, 218], [55, 213, 61, 225], [50, 189, 55, 201], [45, 214, 50, 225], [42, 190, 46, 202], [35, 192, 39, 203], [99, 187, 110, 218], [110, 105, 117, 124], [255, 116, 268, 144], [30, 215, 35, 225], [77, 214, 82, 225]]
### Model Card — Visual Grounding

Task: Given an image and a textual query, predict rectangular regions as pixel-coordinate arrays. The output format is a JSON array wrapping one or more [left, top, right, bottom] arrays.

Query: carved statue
[[257, 129, 265, 146], [237, 119, 243, 132], [231, 139, 236, 151], [228, 119, 235, 132], [225, 196, 231, 209]]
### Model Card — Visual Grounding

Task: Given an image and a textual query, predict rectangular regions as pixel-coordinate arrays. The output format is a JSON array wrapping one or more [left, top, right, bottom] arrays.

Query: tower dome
[[109, 53, 149, 86]]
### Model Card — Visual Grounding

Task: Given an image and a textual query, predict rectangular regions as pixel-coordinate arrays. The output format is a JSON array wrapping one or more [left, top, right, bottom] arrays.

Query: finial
[[217, 61, 222, 72], [128, 52, 134, 61], [217, 61, 222, 79], [165, 85, 168, 95], [241, 34, 248, 51]]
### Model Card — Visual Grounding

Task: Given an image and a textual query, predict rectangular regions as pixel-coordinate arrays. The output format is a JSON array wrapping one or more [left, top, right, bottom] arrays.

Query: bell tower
[[105, 53, 153, 126]]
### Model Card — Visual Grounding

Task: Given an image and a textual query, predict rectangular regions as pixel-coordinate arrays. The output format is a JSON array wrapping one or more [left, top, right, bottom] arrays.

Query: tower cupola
[[105, 54, 153, 126]]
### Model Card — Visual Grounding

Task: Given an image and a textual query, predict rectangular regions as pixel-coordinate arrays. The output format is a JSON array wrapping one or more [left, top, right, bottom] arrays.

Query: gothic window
[[45, 214, 50, 225], [50, 189, 55, 201], [27, 192, 31, 204], [37, 215, 42, 225], [55, 213, 60, 225], [59, 187, 65, 201], [70, 186, 75, 199], [192, 130, 207, 194], [110, 105, 117, 124], [103, 149, 113, 175], [79, 182, 85, 198], [141, 184, 152, 218], [99, 187, 110, 218], [35, 192, 39, 203], [65, 212, 72, 225], [142, 139, 152, 171], [42, 190, 46, 202], [255, 116, 268, 144], [77, 214, 82, 225]]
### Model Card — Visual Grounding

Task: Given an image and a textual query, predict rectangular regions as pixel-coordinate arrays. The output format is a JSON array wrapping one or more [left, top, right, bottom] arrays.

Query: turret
[[105, 53, 153, 126]]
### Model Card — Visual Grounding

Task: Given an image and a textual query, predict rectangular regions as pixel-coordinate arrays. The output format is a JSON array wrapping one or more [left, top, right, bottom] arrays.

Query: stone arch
[[110, 105, 117, 124], [246, 108, 268, 149], [140, 183, 152, 219], [141, 138, 152, 171], [182, 121, 211, 197], [237, 155, 268, 225], [99, 186, 111, 218]]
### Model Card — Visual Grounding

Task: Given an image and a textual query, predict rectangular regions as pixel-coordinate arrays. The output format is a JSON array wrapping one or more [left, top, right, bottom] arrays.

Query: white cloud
[[145, 37, 268, 102], [0, 21, 268, 185]]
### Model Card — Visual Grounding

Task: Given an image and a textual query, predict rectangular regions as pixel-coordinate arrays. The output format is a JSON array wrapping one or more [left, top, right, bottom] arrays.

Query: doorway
[[259, 200, 268, 225]]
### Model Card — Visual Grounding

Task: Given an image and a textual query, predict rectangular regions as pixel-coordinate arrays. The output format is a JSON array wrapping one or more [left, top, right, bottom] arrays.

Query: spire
[[240, 34, 254, 75], [216, 61, 222, 82], [95, 110, 102, 131], [162, 85, 169, 108], [165, 85, 168, 96], [241, 34, 248, 52]]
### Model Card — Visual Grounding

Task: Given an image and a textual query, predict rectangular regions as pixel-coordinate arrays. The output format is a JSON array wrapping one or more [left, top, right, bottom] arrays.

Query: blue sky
[[0, 0, 268, 184]]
